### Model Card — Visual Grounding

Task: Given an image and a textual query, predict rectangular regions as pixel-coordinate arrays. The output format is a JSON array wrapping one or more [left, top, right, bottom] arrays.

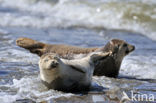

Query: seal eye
[[123, 43, 127, 47], [54, 56, 58, 60], [125, 49, 129, 54], [44, 59, 48, 62]]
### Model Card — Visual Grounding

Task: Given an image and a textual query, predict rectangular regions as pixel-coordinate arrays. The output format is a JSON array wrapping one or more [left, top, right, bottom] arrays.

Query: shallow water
[[0, 0, 156, 103]]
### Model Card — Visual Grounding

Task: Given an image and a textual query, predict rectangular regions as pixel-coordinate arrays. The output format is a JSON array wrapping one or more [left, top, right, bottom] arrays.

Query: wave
[[0, 76, 73, 103], [121, 55, 156, 79], [0, 0, 156, 40]]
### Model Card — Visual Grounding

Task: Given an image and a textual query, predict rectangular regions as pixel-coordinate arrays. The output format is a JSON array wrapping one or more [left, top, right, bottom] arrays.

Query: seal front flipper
[[90, 52, 112, 63], [16, 37, 46, 56], [68, 65, 86, 73]]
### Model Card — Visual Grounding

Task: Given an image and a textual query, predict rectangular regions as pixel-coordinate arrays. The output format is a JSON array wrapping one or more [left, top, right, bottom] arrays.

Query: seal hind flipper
[[16, 37, 46, 56]]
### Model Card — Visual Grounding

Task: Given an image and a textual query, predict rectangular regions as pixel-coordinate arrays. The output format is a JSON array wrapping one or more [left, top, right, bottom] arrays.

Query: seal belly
[[42, 77, 90, 92]]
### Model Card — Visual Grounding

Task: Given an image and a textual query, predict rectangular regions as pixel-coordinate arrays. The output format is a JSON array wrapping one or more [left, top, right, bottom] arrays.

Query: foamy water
[[121, 55, 156, 79], [0, 0, 156, 40], [0, 0, 156, 102], [0, 76, 74, 103]]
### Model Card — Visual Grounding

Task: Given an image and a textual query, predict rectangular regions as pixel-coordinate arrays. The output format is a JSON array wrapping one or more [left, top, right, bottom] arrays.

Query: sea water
[[0, 0, 155, 102]]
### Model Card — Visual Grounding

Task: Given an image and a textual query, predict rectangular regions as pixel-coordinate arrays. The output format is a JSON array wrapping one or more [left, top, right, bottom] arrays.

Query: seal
[[16, 37, 135, 78], [16, 37, 97, 58], [39, 52, 111, 92], [94, 39, 135, 77]]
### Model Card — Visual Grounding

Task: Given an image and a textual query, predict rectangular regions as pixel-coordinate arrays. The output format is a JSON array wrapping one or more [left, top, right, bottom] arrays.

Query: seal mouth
[[125, 50, 130, 54], [50, 61, 59, 68], [125, 45, 135, 55], [130, 45, 135, 52], [131, 46, 135, 51]]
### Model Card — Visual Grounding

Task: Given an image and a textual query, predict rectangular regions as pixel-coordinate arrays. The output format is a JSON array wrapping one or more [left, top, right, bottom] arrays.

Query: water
[[0, 0, 156, 102]]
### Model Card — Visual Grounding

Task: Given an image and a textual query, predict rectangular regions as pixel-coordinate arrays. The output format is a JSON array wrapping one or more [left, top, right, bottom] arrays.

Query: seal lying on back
[[16, 37, 135, 78], [39, 52, 111, 92]]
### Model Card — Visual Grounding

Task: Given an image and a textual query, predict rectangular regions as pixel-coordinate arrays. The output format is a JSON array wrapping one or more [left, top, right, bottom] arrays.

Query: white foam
[[0, 49, 39, 63], [120, 55, 156, 79], [0, 94, 19, 103], [0, 0, 156, 40], [0, 76, 74, 103]]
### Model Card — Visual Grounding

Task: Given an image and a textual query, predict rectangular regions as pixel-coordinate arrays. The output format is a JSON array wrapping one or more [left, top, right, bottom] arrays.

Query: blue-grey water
[[0, 0, 156, 102]]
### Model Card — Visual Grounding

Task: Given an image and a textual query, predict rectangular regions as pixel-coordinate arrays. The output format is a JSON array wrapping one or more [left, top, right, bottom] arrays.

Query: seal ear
[[16, 37, 46, 56], [109, 40, 119, 54]]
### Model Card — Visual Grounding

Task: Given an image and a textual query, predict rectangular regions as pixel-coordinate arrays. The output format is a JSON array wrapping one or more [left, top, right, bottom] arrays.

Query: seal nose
[[131, 45, 135, 51], [51, 61, 58, 68], [126, 45, 135, 54]]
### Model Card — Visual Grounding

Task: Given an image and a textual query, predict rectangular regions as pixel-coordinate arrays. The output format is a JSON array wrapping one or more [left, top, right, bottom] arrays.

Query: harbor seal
[[39, 52, 111, 92], [16, 37, 97, 58], [94, 39, 135, 77], [16, 37, 135, 78]]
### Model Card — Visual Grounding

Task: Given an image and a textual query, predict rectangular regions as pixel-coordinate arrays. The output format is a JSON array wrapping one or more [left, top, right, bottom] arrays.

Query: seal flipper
[[16, 37, 46, 56], [90, 52, 111, 64], [68, 65, 86, 74]]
